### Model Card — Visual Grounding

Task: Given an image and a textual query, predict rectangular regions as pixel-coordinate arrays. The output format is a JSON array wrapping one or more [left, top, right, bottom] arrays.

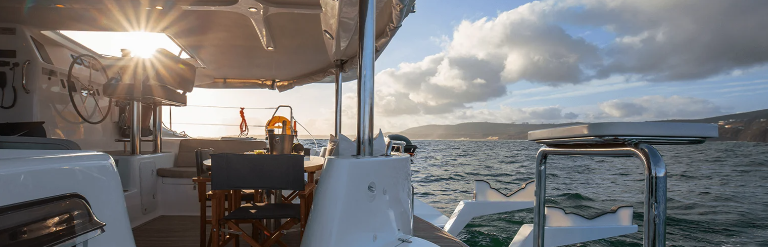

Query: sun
[[125, 32, 167, 58], [59, 31, 189, 58]]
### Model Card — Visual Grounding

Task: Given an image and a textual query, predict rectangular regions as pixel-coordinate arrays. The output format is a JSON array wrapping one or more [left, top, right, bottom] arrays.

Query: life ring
[[265, 116, 294, 135]]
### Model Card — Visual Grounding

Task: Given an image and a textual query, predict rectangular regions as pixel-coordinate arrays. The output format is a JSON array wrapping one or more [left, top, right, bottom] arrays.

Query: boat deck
[[133, 215, 466, 247]]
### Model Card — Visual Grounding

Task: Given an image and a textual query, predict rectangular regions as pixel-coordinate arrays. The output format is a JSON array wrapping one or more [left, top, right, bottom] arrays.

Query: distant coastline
[[388, 109, 768, 143]]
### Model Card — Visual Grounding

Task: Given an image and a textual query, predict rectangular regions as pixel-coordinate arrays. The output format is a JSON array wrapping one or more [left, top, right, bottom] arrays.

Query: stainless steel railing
[[531, 137, 704, 247]]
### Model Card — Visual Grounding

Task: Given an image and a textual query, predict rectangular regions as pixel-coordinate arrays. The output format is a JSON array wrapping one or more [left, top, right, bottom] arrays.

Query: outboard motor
[[387, 134, 418, 156]]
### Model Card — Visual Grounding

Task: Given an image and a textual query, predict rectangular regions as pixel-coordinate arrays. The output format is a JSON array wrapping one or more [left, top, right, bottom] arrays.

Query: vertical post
[[409, 185, 415, 235], [638, 144, 667, 247], [130, 101, 141, 155], [334, 60, 343, 138], [356, 0, 376, 156], [533, 149, 548, 247], [153, 105, 162, 153]]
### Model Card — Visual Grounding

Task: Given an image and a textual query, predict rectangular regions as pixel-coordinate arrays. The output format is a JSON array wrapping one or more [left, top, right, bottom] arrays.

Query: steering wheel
[[66, 54, 112, 124]]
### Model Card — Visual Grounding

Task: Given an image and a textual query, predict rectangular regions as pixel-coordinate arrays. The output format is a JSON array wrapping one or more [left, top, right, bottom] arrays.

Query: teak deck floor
[[133, 215, 467, 247]]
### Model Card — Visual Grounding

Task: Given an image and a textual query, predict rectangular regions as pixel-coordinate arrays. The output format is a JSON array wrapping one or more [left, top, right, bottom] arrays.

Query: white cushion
[[528, 122, 718, 141]]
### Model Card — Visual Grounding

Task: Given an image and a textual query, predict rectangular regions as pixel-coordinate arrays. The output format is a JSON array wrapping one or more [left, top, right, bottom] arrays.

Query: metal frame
[[356, 0, 376, 157], [164, 33, 207, 69], [268, 105, 295, 135], [130, 101, 141, 155], [534, 136, 706, 145], [334, 60, 343, 138], [152, 105, 162, 153], [533, 141, 669, 247]]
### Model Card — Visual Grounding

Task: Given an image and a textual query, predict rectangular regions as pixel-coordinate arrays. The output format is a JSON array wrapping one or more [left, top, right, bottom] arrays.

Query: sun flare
[[60, 31, 189, 58]]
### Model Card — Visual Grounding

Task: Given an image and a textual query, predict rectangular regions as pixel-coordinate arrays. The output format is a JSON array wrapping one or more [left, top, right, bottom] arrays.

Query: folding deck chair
[[210, 153, 314, 247]]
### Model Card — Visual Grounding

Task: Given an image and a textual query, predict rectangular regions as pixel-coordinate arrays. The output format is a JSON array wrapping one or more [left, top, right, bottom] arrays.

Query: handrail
[[21, 60, 30, 94], [533, 143, 668, 247], [390, 141, 406, 154], [267, 105, 295, 135]]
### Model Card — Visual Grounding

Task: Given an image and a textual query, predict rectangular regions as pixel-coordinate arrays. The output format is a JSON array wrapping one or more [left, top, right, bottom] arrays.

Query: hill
[[658, 109, 768, 123], [391, 109, 768, 142], [395, 122, 578, 140]]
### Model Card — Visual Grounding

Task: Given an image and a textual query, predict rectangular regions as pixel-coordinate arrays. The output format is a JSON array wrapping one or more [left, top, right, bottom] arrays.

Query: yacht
[[0, 1, 720, 247]]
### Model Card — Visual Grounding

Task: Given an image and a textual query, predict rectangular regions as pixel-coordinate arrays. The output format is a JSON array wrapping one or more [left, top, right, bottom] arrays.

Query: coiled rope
[[238, 107, 249, 137]]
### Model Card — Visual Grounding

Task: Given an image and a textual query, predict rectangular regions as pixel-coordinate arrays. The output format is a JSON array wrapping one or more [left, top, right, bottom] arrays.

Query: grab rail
[[21, 60, 30, 94], [531, 138, 704, 247]]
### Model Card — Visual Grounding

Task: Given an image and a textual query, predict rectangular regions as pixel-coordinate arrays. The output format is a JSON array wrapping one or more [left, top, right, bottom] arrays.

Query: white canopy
[[0, 0, 415, 91]]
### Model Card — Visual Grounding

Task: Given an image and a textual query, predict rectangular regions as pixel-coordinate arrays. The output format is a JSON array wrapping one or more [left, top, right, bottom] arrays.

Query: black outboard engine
[[387, 134, 417, 156]]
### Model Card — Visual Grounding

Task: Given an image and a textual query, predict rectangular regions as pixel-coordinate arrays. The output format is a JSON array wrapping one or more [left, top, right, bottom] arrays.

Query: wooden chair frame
[[195, 178, 262, 247], [211, 183, 315, 247]]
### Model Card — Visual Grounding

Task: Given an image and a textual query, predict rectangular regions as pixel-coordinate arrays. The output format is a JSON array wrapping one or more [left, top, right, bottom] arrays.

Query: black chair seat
[[224, 203, 301, 220]]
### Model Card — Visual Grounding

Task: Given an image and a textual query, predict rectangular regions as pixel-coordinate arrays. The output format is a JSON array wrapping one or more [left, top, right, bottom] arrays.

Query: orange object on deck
[[239, 107, 249, 137], [266, 116, 294, 135]]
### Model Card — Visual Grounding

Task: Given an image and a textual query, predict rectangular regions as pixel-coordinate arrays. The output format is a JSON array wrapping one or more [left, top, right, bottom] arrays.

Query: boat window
[[0, 193, 106, 247], [59, 31, 191, 59], [30, 36, 54, 65]]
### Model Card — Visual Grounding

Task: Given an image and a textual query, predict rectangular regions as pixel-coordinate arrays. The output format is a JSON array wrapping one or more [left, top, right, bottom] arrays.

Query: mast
[[356, 0, 375, 156]]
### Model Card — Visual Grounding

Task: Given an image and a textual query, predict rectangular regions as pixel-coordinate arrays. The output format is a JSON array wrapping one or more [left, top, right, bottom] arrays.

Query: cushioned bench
[[156, 139, 267, 178]]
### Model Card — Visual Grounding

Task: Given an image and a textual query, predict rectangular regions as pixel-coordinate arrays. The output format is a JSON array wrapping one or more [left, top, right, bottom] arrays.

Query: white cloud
[[596, 95, 723, 120], [375, 1, 603, 116], [717, 84, 768, 93], [375, 0, 768, 117], [380, 105, 579, 131], [564, 0, 768, 81], [505, 76, 648, 103]]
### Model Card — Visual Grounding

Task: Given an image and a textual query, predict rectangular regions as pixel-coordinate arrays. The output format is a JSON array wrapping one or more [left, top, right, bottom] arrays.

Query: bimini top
[[0, 0, 415, 91]]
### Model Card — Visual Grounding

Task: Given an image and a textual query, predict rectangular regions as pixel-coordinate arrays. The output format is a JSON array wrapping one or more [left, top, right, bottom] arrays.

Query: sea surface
[[411, 140, 768, 247], [299, 139, 768, 246]]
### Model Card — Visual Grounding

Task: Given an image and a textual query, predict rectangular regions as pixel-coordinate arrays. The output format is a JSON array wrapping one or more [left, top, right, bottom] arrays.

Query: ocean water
[[297, 139, 768, 246], [410, 140, 768, 247]]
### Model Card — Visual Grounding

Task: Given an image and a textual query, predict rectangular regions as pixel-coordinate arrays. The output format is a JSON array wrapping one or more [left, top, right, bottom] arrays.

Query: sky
[[67, 0, 768, 138]]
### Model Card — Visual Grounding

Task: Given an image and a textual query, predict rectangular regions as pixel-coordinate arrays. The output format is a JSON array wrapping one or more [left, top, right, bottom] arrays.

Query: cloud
[[504, 76, 648, 103], [436, 105, 579, 124], [597, 95, 723, 120], [375, 0, 768, 117], [375, 1, 602, 116], [563, 112, 579, 119], [502, 106, 578, 122], [564, 0, 768, 81]]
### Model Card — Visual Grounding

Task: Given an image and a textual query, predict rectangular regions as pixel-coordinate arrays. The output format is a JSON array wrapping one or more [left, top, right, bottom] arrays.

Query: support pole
[[356, 0, 375, 157], [130, 101, 141, 155], [153, 105, 162, 153], [334, 60, 343, 139], [638, 144, 666, 246], [126, 50, 141, 155], [533, 150, 548, 247]]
